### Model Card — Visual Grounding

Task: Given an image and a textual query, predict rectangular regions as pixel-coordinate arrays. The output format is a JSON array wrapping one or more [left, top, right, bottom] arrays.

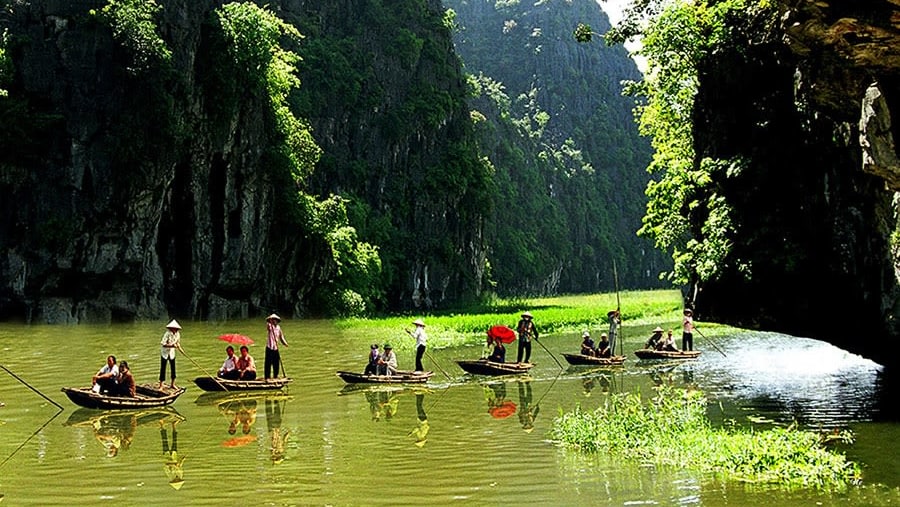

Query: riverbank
[[336, 289, 730, 350]]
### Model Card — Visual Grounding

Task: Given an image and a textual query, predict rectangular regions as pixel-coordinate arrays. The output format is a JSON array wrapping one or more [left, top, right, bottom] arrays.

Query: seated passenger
[[217, 346, 240, 380], [116, 361, 136, 397], [662, 329, 678, 351], [645, 327, 664, 350], [236, 346, 257, 380], [580, 331, 596, 356], [92, 355, 119, 394], [596, 333, 611, 358], [364, 344, 380, 375], [377, 344, 398, 376], [488, 336, 506, 363]]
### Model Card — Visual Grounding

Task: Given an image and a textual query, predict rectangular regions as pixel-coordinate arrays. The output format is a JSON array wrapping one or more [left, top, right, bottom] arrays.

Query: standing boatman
[[607, 309, 621, 355], [406, 319, 428, 372], [159, 320, 184, 390], [265, 313, 289, 381], [516, 311, 539, 364], [682, 308, 695, 351]]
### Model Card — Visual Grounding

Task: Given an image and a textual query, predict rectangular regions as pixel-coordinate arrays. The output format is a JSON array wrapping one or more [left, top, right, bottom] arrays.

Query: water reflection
[[0, 321, 898, 505], [266, 397, 290, 463], [484, 381, 516, 420], [64, 408, 184, 459], [516, 381, 539, 432], [407, 393, 429, 447], [160, 417, 185, 489]]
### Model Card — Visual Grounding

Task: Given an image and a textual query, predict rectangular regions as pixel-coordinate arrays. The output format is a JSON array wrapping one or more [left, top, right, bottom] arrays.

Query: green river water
[[0, 320, 898, 506]]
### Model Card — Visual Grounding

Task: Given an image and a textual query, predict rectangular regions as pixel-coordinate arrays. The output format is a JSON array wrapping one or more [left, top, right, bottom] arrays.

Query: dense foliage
[[212, 2, 380, 316], [448, 0, 669, 294], [603, 0, 775, 297], [553, 386, 861, 489], [292, 0, 494, 310], [0, 29, 10, 96], [90, 0, 172, 73]]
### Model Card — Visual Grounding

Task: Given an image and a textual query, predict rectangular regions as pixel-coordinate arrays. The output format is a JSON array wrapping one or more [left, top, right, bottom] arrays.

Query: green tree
[[609, 0, 771, 294], [91, 0, 172, 73], [215, 2, 381, 316]]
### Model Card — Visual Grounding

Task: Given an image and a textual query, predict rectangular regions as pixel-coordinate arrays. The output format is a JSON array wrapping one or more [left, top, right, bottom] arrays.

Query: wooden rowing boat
[[192, 376, 293, 392], [633, 349, 702, 360], [335, 370, 434, 384], [456, 359, 534, 376], [561, 353, 626, 366], [61, 384, 186, 410]]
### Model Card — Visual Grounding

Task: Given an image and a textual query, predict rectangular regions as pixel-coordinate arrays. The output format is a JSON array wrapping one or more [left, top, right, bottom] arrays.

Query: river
[[0, 320, 897, 505]]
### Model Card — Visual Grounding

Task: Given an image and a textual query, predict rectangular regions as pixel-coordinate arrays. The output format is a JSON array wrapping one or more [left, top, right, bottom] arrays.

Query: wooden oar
[[279, 355, 288, 378], [405, 328, 452, 380], [0, 409, 62, 468], [535, 336, 564, 370], [424, 349, 452, 380], [181, 349, 230, 391], [694, 327, 727, 357], [613, 259, 624, 357], [0, 363, 63, 410]]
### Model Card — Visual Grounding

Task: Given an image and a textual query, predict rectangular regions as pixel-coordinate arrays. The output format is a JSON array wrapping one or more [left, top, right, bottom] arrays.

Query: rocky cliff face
[[0, 0, 483, 322], [693, 0, 900, 366]]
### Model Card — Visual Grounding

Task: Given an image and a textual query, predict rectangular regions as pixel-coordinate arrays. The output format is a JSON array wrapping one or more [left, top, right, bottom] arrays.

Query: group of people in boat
[[89, 318, 185, 396], [90, 354, 136, 397], [359, 318, 430, 375], [579, 330, 612, 357], [484, 311, 540, 364], [216, 345, 258, 380], [643, 308, 696, 351], [363, 343, 399, 376]]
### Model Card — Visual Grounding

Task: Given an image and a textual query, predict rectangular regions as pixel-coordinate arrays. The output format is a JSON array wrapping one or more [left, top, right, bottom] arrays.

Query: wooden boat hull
[[456, 359, 534, 376], [193, 376, 293, 392], [336, 370, 433, 384], [633, 349, 701, 360], [561, 353, 626, 366], [61, 384, 186, 410]]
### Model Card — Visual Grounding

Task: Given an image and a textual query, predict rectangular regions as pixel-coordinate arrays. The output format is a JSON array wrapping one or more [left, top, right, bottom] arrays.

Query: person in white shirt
[[217, 346, 239, 380], [92, 355, 119, 393], [406, 319, 428, 372], [159, 319, 184, 389], [662, 329, 678, 351]]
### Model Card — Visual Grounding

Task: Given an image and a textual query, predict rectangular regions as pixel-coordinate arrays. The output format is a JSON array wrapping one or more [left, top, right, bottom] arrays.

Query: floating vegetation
[[551, 386, 861, 490]]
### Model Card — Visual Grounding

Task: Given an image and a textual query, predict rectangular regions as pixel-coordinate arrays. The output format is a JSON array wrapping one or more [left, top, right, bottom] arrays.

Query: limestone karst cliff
[[690, 0, 900, 367], [0, 0, 488, 321]]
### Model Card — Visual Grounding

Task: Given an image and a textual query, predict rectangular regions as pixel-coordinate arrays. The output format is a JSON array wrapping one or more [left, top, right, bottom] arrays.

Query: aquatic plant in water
[[551, 386, 861, 490]]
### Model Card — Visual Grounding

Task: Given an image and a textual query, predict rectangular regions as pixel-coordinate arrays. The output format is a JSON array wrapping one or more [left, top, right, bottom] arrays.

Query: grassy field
[[335, 289, 721, 350]]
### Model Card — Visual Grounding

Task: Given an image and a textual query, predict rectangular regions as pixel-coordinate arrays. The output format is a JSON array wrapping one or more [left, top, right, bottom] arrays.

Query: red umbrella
[[222, 435, 257, 447], [489, 401, 517, 419], [488, 325, 516, 344], [218, 333, 254, 346]]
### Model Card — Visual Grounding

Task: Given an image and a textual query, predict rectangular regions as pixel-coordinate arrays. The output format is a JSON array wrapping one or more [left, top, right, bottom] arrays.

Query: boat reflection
[[196, 391, 294, 451], [64, 408, 184, 459]]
